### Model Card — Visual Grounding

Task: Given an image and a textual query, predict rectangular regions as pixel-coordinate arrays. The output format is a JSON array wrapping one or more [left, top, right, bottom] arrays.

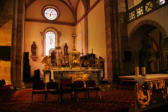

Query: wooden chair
[[73, 80, 87, 101], [47, 81, 58, 90], [46, 81, 61, 102], [59, 79, 73, 103], [85, 80, 101, 100], [32, 80, 47, 104]]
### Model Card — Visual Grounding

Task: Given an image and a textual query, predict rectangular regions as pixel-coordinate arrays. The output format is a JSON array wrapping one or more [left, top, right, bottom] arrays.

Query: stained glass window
[[45, 31, 56, 56], [129, 11, 136, 21], [159, 0, 165, 5], [136, 6, 143, 17], [145, 1, 153, 12], [44, 7, 58, 20]]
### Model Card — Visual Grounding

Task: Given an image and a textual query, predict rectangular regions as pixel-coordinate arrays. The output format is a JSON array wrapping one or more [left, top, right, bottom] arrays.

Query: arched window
[[159, 0, 165, 5], [45, 31, 56, 56]]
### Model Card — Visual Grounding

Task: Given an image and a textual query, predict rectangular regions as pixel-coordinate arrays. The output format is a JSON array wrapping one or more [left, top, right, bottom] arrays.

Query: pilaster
[[104, 0, 122, 81], [11, 0, 25, 88]]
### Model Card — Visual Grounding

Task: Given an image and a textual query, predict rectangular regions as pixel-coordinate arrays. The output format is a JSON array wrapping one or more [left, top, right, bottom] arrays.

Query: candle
[[141, 67, 146, 76], [45, 74, 50, 83], [51, 70, 54, 80], [135, 66, 139, 77]]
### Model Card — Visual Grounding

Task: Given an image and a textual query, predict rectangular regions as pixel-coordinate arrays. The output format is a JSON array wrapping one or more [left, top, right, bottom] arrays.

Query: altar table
[[43, 68, 103, 83], [119, 74, 168, 108], [119, 74, 168, 82]]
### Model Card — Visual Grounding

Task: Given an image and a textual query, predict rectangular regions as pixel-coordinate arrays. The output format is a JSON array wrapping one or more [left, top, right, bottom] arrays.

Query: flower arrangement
[[41, 56, 51, 70]]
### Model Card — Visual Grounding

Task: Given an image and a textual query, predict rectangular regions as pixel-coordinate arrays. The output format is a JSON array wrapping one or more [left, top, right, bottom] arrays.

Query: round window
[[43, 7, 58, 21]]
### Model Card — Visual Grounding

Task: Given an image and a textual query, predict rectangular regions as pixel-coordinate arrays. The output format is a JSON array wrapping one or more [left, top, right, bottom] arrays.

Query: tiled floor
[[0, 84, 137, 112]]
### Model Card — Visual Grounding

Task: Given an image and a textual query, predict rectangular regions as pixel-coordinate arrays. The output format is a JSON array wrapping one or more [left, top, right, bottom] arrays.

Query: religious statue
[[31, 41, 37, 56], [64, 43, 69, 56], [51, 50, 56, 66], [31, 41, 37, 61]]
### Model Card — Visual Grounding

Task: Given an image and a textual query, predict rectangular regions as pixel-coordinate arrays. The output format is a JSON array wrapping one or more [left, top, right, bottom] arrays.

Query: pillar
[[11, 0, 25, 88], [104, 0, 122, 82]]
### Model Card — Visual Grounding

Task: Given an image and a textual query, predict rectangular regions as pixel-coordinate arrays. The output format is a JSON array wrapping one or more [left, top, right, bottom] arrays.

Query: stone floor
[[0, 83, 167, 112]]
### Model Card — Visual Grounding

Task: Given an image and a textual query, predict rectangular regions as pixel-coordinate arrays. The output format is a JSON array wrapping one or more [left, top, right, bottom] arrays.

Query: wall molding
[[25, 18, 75, 26]]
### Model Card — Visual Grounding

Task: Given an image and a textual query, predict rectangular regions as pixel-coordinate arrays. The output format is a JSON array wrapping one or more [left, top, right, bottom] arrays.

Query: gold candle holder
[[45, 74, 50, 83]]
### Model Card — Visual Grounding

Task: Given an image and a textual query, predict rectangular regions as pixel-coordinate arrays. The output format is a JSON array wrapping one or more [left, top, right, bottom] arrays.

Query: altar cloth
[[119, 74, 168, 82]]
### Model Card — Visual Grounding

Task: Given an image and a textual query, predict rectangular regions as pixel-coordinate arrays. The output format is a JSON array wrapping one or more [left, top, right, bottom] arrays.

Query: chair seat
[[32, 89, 47, 94], [60, 88, 73, 94], [47, 89, 61, 94], [86, 87, 100, 91], [74, 87, 88, 92]]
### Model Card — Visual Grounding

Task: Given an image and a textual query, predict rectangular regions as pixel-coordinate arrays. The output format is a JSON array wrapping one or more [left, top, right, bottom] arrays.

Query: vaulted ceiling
[[25, 0, 92, 23], [61, 0, 80, 12], [0, 0, 13, 27], [0, 0, 96, 26], [26, 0, 90, 14]]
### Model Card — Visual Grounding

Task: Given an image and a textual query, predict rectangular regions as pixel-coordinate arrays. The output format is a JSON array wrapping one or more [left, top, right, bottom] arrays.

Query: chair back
[[86, 80, 96, 88], [33, 69, 41, 81], [73, 80, 84, 88], [0, 79, 6, 87], [60, 79, 72, 89], [47, 81, 58, 90], [33, 80, 45, 90]]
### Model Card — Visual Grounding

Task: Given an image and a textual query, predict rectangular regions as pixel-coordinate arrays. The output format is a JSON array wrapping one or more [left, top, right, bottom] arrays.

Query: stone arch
[[129, 20, 167, 38], [128, 20, 167, 73]]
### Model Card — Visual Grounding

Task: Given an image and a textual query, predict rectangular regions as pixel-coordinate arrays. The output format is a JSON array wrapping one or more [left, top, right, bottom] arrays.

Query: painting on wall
[[0, 46, 10, 61]]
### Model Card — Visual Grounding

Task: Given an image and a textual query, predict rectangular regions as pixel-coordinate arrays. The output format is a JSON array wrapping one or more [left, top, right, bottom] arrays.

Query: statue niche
[[31, 41, 37, 61]]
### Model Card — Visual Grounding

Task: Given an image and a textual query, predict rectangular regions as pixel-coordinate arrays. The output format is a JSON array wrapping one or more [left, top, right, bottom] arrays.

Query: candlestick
[[141, 67, 146, 76], [135, 66, 139, 77]]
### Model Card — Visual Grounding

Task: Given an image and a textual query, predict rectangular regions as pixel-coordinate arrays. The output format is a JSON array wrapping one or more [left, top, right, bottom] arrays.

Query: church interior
[[0, 0, 168, 111]]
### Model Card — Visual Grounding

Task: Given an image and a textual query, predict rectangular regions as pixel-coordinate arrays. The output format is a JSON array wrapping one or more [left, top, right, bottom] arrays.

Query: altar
[[119, 74, 168, 108], [119, 74, 168, 82], [42, 42, 105, 84], [43, 68, 103, 83]]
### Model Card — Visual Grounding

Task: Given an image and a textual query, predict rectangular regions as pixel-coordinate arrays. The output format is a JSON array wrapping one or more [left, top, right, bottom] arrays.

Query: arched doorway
[[129, 20, 167, 74]]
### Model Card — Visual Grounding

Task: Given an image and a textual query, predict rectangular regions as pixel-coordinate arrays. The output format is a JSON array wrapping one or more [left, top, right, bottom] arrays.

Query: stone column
[[104, 0, 113, 81], [72, 33, 76, 50], [104, 0, 122, 82], [84, 17, 88, 54], [11, 0, 25, 88], [83, 0, 89, 54]]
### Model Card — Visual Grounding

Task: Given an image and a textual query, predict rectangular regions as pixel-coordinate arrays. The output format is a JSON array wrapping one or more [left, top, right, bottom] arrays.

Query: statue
[[64, 43, 68, 56], [31, 41, 37, 56], [51, 50, 56, 65], [31, 41, 37, 61]]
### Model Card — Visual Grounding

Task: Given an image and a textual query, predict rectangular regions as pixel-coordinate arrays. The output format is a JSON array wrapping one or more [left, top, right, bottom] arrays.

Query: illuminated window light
[[159, 0, 165, 5], [45, 31, 56, 56]]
